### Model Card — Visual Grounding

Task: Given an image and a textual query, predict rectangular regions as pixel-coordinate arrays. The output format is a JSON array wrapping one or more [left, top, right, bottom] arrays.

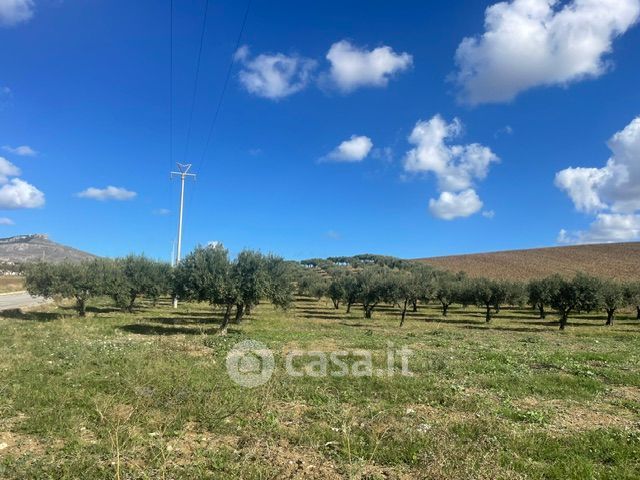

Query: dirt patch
[[0, 430, 50, 457], [514, 397, 639, 433], [166, 422, 343, 479]]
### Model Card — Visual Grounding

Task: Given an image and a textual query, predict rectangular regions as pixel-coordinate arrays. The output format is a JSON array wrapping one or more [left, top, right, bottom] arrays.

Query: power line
[[169, 0, 174, 174], [183, 0, 211, 164], [195, 0, 252, 181]]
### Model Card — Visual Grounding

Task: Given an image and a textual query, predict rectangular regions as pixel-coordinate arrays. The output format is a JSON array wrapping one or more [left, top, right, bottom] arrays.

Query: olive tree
[[624, 282, 640, 320], [600, 280, 626, 326], [173, 244, 237, 334], [110, 255, 171, 311], [231, 250, 270, 323], [354, 266, 389, 319], [549, 273, 602, 330], [528, 277, 556, 319], [24, 260, 110, 317], [434, 273, 459, 317], [470, 278, 497, 323]]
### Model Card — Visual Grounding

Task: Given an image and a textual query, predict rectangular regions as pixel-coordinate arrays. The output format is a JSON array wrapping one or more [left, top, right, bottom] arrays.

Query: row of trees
[[25, 256, 171, 317], [298, 263, 640, 330], [24, 245, 296, 334], [23, 248, 640, 331]]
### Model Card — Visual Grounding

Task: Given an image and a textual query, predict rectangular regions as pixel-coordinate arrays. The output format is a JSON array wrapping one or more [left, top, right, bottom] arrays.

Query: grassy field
[[0, 297, 639, 479]]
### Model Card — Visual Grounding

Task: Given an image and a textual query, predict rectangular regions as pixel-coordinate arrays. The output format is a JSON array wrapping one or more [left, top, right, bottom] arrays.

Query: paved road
[[0, 291, 49, 310]]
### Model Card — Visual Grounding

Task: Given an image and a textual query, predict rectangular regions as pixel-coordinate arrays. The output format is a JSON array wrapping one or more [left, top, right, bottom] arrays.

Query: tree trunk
[[76, 297, 86, 317], [233, 304, 245, 324], [346, 302, 352, 314], [399, 299, 408, 327], [559, 312, 568, 330], [442, 303, 448, 317], [412, 300, 418, 313], [332, 299, 340, 309], [636, 306, 639, 320], [538, 304, 546, 319], [219, 305, 233, 335], [495, 305, 501, 314], [245, 304, 252, 316], [606, 308, 615, 326], [485, 304, 492, 323], [364, 304, 376, 319], [127, 294, 137, 313]]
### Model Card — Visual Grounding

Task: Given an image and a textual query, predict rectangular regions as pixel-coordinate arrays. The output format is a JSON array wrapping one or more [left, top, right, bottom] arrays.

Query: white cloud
[[235, 46, 317, 100], [153, 208, 171, 216], [403, 115, 499, 220], [555, 166, 611, 213], [325, 40, 413, 92], [322, 135, 373, 163], [0, 178, 44, 209], [0, 157, 21, 183], [77, 186, 137, 201], [2, 145, 37, 156], [429, 189, 483, 220], [482, 210, 496, 219], [0, 0, 34, 26], [558, 214, 640, 244], [556, 116, 640, 243], [404, 115, 499, 191], [454, 0, 640, 104], [0, 217, 14, 225]]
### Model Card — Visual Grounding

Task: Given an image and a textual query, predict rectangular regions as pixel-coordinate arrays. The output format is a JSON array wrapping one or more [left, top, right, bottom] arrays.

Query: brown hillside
[[416, 242, 640, 281]]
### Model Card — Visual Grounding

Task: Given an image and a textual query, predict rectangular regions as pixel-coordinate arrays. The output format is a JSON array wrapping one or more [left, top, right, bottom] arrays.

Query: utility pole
[[171, 163, 196, 308]]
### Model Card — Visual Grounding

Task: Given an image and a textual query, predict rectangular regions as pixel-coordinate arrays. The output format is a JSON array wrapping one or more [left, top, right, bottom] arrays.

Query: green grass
[[0, 297, 639, 479]]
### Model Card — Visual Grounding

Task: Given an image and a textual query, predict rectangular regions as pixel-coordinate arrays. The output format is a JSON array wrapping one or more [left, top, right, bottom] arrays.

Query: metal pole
[[171, 163, 196, 308]]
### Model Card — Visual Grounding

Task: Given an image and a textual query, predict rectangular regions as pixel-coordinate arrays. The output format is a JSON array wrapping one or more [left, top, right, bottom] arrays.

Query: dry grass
[[416, 242, 640, 281], [0, 276, 24, 294]]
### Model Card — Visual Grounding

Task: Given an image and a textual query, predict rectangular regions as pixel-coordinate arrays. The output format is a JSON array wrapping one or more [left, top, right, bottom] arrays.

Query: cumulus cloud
[[403, 115, 499, 220], [235, 45, 317, 100], [0, 0, 34, 27], [429, 190, 483, 220], [77, 186, 137, 201], [325, 40, 413, 92], [2, 145, 37, 156], [0, 217, 14, 225], [558, 214, 640, 244], [556, 116, 640, 242], [321, 135, 373, 163], [0, 178, 45, 209], [0, 157, 21, 183], [454, 0, 640, 104]]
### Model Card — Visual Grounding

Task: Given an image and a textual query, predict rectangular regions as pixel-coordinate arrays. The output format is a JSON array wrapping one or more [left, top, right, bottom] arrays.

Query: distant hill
[[416, 242, 640, 282], [0, 234, 96, 264]]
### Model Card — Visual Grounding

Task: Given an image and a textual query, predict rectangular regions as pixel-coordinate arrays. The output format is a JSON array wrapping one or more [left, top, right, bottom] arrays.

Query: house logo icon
[[226, 340, 275, 388]]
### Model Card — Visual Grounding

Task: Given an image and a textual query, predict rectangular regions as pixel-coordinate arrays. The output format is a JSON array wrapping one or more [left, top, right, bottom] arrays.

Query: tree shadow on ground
[[147, 316, 215, 326], [118, 323, 227, 336], [461, 325, 548, 334], [0, 308, 62, 322], [338, 322, 375, 328]]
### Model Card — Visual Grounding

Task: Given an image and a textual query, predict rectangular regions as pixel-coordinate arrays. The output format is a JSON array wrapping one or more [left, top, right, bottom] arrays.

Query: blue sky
[[1, 0, 640, 261]]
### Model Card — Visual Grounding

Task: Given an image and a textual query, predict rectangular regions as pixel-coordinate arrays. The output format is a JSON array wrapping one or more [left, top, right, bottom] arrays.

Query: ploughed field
[[0, 296, 639, 479], [417, 241, 640, 281]]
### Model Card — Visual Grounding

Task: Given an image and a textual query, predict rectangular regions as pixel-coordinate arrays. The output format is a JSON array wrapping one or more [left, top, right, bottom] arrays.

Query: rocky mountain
[[0, 234, 97, 264]]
